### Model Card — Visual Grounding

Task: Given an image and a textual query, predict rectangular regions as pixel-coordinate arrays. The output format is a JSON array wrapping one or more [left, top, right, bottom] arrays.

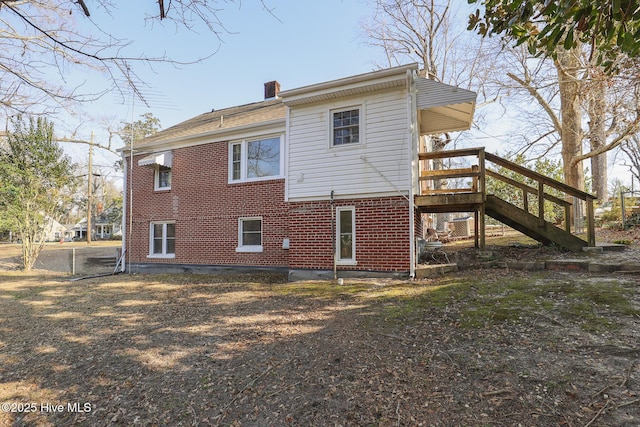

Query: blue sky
[[64, 0, 393, 171], [57, 1, 630, 187]]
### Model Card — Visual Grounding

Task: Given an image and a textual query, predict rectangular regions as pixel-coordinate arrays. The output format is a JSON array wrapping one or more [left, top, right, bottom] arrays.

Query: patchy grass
[[374, 273, 640, 332], [268, 273, 640, 334], [1, 270, 638, 426]]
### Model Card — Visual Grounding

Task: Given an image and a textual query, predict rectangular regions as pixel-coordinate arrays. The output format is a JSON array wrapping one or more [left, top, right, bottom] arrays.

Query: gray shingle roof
[[133, 98, 285, 149]]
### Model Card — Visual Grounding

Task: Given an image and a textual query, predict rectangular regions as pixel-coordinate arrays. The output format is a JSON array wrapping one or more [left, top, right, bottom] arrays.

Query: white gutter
[[133, 119, 286, 153], [279, 63, 419, 100]]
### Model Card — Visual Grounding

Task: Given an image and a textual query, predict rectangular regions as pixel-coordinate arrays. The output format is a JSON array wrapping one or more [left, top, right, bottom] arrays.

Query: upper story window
[[332, 107, 360, 146], [155, 165, 172, 190], [138, 151, 173, 192], [229, 136, 282, 183]]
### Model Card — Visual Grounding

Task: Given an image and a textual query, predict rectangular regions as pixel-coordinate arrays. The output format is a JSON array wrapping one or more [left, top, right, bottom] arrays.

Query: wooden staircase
[[416, 148, 596, 251]]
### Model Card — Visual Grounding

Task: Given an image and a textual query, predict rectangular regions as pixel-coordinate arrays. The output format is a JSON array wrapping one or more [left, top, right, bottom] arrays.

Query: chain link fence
[[15, 245, 122, 276]]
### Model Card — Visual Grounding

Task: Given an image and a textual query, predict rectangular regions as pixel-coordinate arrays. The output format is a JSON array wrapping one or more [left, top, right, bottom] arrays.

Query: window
[[155, 165, 172, 191], [149, 222, 175, 258], [231, 144, 242, 181], [237, 217, 263, 252], [229, 136, 282, 182], [332, 108, 360, 146], [336, 207, 356, 264]]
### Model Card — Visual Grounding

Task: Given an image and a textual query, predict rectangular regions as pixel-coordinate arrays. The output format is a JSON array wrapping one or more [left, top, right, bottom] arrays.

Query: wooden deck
[[416, 148, 596, 251]]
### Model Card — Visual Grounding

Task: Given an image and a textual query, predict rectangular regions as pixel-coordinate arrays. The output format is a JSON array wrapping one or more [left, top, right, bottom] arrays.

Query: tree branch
[[507, 71, 562, 135]]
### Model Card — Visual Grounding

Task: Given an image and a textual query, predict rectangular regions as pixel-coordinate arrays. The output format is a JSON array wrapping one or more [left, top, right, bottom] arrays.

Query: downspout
[[407, 69, 418, 278], [120, 151, 127, 273], [330, 190, 336, 280], [127, 140, 134, 274]]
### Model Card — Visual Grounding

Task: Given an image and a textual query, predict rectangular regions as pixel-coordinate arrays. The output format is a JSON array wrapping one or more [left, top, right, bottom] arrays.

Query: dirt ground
[[0, 230, 639, 426]]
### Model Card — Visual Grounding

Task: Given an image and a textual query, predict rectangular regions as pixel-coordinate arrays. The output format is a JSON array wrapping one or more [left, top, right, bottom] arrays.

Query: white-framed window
[[336, 206, 356, 265], [236, 217, 263, 252], [229, 136, 283, 183], [155, 165, 172, 191], [149, 221, 175, 258], [331, 107, 361, 147]]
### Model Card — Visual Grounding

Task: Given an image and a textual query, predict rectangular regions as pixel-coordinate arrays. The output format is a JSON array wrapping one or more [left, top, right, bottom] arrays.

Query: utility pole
[[87, 132, 93, 244]]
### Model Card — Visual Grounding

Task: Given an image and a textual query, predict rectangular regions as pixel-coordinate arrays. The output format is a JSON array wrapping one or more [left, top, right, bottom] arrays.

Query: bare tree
[[0, 1, 273, 116], [491, 43, 639, 199], [361, 0, 492, 185], [621, 135, 640, 187], [362, 0, 488, 88]]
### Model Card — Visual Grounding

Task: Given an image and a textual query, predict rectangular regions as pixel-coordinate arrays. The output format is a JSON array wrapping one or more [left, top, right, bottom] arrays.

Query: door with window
[[336, 207, 356, 265]]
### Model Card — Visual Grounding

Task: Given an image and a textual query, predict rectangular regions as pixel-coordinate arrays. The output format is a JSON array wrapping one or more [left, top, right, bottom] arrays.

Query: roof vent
[[264, 81, 280, 100]]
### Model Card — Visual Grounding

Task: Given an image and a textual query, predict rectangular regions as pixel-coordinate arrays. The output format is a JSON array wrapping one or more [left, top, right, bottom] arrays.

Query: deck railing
[[418, 147, 596, 246]]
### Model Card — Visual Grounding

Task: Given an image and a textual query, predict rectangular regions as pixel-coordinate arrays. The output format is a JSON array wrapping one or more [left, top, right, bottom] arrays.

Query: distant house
[[42, 217, 72, 242], [72, 217, 121, 240], [121, 63, 476, 278]]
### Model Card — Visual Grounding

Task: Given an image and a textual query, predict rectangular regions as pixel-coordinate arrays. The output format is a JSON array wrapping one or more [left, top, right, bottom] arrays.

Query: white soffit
[[138, 151, 172, 168], [416, 77, 477, 134]]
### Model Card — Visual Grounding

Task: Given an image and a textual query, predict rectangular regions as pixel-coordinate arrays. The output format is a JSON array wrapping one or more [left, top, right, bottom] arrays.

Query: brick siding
[[289, 196, 414, 272], [126, 144, 420, 273], [125, 141, 289, 267]]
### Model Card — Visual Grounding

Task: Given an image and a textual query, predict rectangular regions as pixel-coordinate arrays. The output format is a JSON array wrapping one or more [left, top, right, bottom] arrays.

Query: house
[[42, 217, 72, 242], [72, 217, 122, 240], [121, 63, 477, 278]]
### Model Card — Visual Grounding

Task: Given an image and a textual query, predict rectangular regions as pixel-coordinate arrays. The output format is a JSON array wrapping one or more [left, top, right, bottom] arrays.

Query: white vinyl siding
[[287, 89, 410, 201]]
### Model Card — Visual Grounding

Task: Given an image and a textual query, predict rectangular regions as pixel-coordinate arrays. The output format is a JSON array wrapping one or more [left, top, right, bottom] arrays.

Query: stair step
[[485, 195, 587, 252], [595, 243, 627, 252]]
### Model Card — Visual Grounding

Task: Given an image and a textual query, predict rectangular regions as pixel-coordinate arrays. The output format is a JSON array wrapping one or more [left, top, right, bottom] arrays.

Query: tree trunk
[[588, 74, 608, 201], [556, 48, 585, 191]]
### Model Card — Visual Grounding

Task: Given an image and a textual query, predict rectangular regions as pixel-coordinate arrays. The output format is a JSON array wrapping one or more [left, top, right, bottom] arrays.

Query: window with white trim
[[331, 107, 360, 146], [155, 165, 172, 191], [336, 207, 356, 264], [149, 221, 175, 258], [237, 217, 263, 252], [229, 136, 282, 182]]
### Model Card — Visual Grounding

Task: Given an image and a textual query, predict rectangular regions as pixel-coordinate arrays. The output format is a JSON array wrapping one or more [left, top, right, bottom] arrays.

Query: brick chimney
[[264, 81, 280, 100]]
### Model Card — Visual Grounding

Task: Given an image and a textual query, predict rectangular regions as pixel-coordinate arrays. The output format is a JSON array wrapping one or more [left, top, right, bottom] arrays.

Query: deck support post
[[538, 182, 545, 227]]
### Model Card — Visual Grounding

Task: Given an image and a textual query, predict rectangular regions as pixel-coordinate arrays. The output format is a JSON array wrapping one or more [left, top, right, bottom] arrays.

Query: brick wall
[[125, 141, 289, 267], [289, 196, 413, 272]]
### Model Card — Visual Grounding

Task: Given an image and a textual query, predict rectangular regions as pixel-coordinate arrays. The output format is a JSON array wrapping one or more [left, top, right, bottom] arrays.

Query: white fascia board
[[130, 119, 286, 155], [280, 63, 419, 106]]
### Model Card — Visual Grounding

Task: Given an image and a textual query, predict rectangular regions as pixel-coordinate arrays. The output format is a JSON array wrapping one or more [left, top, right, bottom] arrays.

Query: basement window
[[237, 217, 263, 252], [148, 221, 175, 258]]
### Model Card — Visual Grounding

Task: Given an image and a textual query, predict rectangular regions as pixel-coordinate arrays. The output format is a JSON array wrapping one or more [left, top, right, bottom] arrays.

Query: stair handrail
[[484, 153, 594, 200], [484, 152, 596, 246], [417, 148, 596, 247], [418, 147, 486, 196]]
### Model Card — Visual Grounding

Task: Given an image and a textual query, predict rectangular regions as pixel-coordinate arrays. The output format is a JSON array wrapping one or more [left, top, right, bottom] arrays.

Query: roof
[[415, 77, 477, 134], [130, 98, 286, 152], [279, 63, 418, 106], [128, 63, 476, 152]]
